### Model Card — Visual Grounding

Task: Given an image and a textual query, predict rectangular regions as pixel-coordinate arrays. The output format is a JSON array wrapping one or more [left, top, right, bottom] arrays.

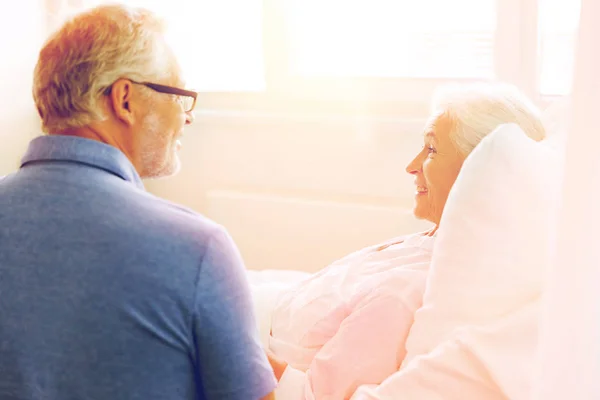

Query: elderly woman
[[267, 82, 546, 400]]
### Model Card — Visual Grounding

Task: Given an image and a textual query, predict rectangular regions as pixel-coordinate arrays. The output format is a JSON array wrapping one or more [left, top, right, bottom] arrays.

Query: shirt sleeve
[[193, 227, 277, 400], [303, 290, 416, 400]]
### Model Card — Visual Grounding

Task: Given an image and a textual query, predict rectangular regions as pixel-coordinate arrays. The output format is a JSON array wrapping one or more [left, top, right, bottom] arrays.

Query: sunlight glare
[[285, 0, 496, 78]]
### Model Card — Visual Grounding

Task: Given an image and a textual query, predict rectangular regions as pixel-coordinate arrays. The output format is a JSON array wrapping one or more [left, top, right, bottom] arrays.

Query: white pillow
[[403, 123, 562, 363]]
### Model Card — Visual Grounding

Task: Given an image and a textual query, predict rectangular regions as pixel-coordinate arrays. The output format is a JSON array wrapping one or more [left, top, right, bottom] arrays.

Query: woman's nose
[[406, 154, 423, 174]]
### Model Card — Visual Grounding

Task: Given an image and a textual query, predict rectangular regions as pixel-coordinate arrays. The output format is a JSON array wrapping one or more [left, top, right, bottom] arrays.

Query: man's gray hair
[[431, 82, 546, 155], [33, 4, 173, 133]]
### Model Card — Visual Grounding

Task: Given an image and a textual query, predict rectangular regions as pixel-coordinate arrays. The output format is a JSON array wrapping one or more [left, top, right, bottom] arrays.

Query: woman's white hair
[[33, 4, 173, 133], [430, 82, 546, 155]]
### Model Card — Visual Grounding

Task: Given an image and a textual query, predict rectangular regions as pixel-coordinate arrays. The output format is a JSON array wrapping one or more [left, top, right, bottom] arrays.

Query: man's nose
[[185, 111, 195, 125]]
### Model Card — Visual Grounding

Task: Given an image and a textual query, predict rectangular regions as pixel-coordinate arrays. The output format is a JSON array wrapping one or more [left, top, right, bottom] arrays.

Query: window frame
[[47, 0, 565, 112], [198, 0, 559, 113], [262, 0, 505, 105]]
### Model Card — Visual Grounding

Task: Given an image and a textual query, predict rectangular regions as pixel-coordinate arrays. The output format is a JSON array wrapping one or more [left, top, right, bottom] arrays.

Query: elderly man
[[0, 4, 276, 400]]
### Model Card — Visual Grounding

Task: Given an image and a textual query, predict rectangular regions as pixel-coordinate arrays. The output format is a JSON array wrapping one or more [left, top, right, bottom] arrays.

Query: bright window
[[283, 0, 497, 79], [71, 0, 266, 92], [538, 0, 581, 96], [51, 0, 583, 99]]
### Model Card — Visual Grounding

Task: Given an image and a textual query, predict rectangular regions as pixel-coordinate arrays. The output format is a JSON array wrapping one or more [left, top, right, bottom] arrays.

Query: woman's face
[[406, 114, 466, 226]]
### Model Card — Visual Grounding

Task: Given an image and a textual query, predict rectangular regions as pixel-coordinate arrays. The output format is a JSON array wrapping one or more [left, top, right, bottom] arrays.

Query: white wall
[[146, 111, 432, 272], [0, 0, 44, 175]]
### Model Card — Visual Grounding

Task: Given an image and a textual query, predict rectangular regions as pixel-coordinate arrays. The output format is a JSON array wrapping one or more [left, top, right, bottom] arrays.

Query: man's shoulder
[[128, 191, 227, 244], [139, 192, 212, 223], [0, 173, 18, 190]]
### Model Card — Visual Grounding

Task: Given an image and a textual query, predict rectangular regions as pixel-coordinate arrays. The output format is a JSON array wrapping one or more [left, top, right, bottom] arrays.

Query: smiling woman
[[405, 116, 463, 228], [261, 82, 546, 400], [405, 82, 545, 228]]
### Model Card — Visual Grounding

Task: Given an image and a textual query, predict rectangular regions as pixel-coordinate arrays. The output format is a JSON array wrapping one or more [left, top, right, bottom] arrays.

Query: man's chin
[[160, 159, 181, 178], [144, 158, 181, 180]]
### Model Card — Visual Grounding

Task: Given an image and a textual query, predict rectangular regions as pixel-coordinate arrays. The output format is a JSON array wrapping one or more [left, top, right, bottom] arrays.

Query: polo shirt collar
[[20, 134, 145, 190]]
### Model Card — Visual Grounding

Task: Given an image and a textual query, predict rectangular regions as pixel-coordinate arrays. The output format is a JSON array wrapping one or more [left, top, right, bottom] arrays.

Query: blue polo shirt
[[0, 135, 276, 400]]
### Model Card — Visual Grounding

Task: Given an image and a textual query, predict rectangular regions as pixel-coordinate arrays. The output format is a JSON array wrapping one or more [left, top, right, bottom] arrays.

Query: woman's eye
[[427, 145, 436, 154]]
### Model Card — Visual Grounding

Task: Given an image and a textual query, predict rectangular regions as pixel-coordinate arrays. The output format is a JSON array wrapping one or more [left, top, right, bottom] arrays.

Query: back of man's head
[[33, 4, 172, 134]]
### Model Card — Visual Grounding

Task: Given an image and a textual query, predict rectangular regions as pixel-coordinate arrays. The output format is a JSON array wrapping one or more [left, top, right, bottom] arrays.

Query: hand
[[266, 349, 288, 381]]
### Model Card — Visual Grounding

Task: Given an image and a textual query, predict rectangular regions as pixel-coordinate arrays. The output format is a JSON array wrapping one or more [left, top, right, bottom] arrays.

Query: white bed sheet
[[247, 269, 311, 347]]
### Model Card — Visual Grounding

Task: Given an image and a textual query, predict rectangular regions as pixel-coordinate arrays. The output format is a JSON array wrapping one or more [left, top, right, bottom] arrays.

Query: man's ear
[[109, 79, 136, 126]]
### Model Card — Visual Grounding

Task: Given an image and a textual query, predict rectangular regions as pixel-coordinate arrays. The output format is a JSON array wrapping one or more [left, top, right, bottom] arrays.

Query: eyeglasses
[[131, 81, 198, 113]]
